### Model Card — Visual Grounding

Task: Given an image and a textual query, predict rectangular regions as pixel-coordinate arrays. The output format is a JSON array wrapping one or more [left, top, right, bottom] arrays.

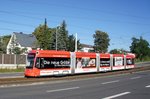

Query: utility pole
[[75, 33, 77, 52]]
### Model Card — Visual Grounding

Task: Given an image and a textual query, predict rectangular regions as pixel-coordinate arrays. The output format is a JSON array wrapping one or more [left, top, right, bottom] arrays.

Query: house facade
[[80, 44, 94, 52], [7, 32, 37, 54]]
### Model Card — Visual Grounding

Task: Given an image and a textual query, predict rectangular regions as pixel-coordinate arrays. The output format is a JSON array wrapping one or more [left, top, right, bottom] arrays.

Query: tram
[[24, 50, 135, 77]]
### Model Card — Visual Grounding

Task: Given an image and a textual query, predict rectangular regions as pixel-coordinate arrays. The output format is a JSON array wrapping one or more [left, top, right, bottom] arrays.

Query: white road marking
[[101, 80, 119, 85], [102, 92, 131, 99], [31, 82, 45, 85], [145, 85, 150, 88], [130, 76, 141, 80], [46, 87, 80, 93]]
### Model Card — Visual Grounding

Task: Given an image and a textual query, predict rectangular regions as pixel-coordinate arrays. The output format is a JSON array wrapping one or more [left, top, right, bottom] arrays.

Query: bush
[[135, 56, 150, 63]]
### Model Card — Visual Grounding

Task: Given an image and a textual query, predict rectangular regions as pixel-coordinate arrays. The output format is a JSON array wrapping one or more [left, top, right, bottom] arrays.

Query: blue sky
[[0, 0, 150, 51]]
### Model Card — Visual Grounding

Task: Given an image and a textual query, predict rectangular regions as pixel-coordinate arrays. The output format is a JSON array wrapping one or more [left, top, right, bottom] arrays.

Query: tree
[[12, 47, 28, 54], [110, 48, 127, 54], [0, 37, 3, 53], [93, 30, 110, 53], [32, 18, 51, 49], [67, 35, 75, 51], [57, 20, 69, 50], [110, 49, 121, 54], [21, 48, 28, 54], [67, 34, 81, 52], [49, 28, 57, 50], [130, 36, 150, 60], [12, 47, 21, 54], [0, 35, 11, 54], [32, 19, 81, 51]]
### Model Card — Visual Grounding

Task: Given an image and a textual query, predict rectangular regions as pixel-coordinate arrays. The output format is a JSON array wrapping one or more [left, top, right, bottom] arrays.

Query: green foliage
[[93, 30, 110, 53], [32, 19, 51, 50], [21, 48, 28, 54], [67, 34, 75, 51], [130, 36, 150, 61], [49, 28, 57, 50], [57, 20, 68, 50], [110, 49, 121, 54], [0, 35, 11, 54], [12, 47, 21, 54], [0, 68, 24, 73], [32, 20, 81, 51], [0, 38, 3, 53], [12, 47, 28, 54], [110, 49, 128, 54], [67, 34, 81, 52]]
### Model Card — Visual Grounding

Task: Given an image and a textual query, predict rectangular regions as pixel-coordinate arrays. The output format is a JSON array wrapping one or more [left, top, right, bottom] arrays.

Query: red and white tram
[[24, 50, 135, 77]]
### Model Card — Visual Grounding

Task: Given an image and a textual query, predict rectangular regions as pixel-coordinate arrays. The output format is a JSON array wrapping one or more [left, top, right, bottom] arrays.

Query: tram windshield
[[26, 53, 35, 68]]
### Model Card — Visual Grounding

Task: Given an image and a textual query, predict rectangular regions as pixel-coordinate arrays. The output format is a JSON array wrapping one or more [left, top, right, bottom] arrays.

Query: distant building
[[80, 44, 94, 52], [7, 32, 37, 54]]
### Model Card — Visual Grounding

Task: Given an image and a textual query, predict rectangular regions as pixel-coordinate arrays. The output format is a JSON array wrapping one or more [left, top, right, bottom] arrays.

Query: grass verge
[[0, 68, 25, 73]]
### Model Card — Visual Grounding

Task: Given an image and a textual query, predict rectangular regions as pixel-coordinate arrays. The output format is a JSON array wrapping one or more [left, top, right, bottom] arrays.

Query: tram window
[[127, 58, 134, 65], [113, 57, 124, 66], [76, 58, 96, 68], [38, 57, 70, 69], [100, 58, 110, 67]]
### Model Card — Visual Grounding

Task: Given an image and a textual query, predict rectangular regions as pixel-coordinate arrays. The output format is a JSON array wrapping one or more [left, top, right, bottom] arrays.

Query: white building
[[7, 32, 37, 54], [80, 44, 94, 52]]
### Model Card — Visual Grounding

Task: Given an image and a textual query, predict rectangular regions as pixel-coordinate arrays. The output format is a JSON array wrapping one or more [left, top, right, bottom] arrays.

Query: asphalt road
[[0, 62, 150, 78], [0, 70, 150, 99], [0, 72, 23, 78]]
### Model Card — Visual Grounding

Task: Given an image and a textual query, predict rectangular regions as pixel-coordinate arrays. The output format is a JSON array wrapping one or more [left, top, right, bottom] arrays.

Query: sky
[[0, 0, 150, 51]]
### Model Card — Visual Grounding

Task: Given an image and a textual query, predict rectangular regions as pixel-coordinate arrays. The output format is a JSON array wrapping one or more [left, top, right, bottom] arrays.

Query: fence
[[0, 54, 26, 69]]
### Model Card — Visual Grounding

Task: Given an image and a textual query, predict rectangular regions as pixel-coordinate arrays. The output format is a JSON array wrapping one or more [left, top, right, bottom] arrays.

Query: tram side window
[[76, 58, 96, 68], [100, 58, 110, 67], [113, 57, 124, 66], [38, 57, 70, 69], [127, 58, 134, 65]]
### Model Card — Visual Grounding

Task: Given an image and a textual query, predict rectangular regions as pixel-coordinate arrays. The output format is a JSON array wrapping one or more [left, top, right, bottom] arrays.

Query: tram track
[[0, 66, 150, 86]]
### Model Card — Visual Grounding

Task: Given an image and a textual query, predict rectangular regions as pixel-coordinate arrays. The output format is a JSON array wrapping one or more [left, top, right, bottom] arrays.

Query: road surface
[[0, 70, 150, 99], [0, 72, 23, 78]]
